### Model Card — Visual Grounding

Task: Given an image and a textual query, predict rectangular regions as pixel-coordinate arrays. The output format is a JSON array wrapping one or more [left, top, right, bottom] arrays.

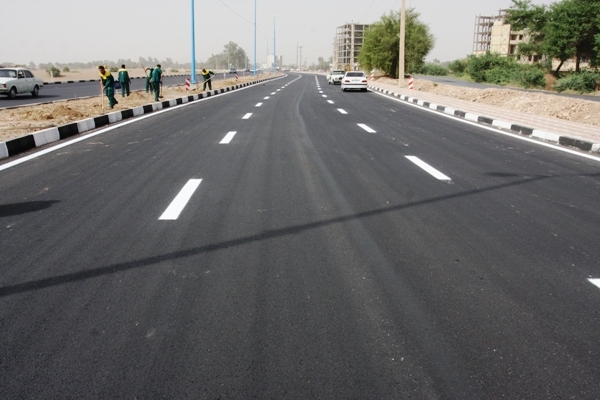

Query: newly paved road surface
[[1, 74, 599, 398]]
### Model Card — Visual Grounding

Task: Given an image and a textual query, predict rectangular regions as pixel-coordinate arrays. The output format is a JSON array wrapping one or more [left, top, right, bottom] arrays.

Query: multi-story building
[[333, 23, 370, 71], [473, 9, 531, 59]]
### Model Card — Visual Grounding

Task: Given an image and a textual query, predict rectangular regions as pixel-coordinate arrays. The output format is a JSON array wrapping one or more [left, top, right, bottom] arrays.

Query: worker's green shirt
[[201, 70, 214, 80], [151, 67, 162, 83], [118, 69, 130, 83], [101, 73, 115, 88]]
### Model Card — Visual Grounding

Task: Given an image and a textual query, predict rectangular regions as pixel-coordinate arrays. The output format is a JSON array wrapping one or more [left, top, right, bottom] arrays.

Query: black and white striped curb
[[0, 77, 273, 160], [369, 85, 600, 153]]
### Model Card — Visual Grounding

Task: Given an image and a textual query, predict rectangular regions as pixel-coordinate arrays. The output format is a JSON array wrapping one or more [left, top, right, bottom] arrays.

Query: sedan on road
[[0, 67, 44, 98], [341, 71, 368, 92]]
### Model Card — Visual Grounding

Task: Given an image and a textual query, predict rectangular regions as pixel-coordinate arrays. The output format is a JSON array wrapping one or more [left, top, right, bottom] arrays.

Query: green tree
[[358, 9, 434, 77], [507, 0, 600, 72]]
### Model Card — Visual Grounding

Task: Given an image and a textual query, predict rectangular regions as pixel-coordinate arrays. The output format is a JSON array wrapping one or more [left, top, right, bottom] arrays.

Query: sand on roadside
[[0, 72, 269, 142]]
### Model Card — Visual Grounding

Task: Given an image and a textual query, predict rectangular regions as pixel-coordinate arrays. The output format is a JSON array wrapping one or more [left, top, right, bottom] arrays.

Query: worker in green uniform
[[118, 64, 131, 97], [201, 68, 215, 91], [151, 64, 163, 101], [145, 67, 154, 93], [98, 65, 118, 109]]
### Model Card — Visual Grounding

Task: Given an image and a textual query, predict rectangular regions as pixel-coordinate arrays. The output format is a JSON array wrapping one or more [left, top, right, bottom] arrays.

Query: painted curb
[[0, 77, 274, 160]]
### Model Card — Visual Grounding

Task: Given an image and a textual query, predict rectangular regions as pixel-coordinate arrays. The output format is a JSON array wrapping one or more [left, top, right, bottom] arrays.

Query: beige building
[[333, 23, 370, 70], [473, 10, 532, 60]]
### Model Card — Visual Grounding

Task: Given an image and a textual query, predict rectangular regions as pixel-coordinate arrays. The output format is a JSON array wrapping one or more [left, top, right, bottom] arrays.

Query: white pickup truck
[[327, 70, 345, 85]]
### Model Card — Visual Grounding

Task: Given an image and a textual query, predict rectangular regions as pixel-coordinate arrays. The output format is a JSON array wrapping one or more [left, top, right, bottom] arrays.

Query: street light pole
[[272, 15, 279, 73], [398, 0, 406, 87], [191, 0, 197, 83]]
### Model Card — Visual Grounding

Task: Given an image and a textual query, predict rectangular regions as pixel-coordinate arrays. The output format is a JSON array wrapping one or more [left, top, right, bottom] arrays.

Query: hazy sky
[[4, 0, 554, 67]]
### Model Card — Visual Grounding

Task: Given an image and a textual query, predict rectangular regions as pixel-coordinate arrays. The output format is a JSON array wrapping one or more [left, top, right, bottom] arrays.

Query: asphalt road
[[0, 72, 247, 109], [1, 74, 599, 398]]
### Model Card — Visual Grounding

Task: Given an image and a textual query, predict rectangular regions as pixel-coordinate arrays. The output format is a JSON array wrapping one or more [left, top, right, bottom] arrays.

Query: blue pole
[[254, 0, 257, 76], [191, 0, 197, 83]]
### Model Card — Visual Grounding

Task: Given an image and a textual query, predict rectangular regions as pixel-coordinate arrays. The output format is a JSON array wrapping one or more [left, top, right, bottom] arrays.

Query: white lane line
[[589, 279, 600, 290], [220, 131, 237, 144], [405, 156, 452, 181], [337, 109, 348, 114], [357, 123, 376, 133], [243, 113, 253, 119], [271, 92, 276, 95], [255, 102, 263, 107], [264, 96, 270, 100], [322, 95, 327, 98], [327, 100, 334, 104], [159, 179, 202, 220]]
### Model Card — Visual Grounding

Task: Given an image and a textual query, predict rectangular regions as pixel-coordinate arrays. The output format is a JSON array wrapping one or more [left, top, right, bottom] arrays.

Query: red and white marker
[[408, 76, 414, 90], [185, 77, 191, 91]]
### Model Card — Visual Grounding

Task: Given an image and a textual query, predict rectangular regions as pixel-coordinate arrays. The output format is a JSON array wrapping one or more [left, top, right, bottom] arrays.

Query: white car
[[327, 70, 345, 85], [341, 71, 368, 92], [0, 67, 44, 99]]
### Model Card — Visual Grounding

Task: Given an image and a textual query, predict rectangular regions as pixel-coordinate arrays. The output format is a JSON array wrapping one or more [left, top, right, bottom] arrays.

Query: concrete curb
[[0, 77, 274, 160], [42, 74, 190, 85], [368, 84, 600, 154]]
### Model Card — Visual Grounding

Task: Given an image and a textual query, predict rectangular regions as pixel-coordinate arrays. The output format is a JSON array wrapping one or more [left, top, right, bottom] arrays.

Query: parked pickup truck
[[327, 70, 345, 85]]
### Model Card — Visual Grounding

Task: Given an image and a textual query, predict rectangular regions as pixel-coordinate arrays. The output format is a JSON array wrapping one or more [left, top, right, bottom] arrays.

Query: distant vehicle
[[229, 68, 237, 74], [327, 70, 345, 85], [0, 67, 44, 99], [341, 71, 368, 92]]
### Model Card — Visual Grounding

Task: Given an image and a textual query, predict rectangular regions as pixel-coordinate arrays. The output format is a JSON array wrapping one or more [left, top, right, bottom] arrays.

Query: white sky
[[3, 0, 554, 67]]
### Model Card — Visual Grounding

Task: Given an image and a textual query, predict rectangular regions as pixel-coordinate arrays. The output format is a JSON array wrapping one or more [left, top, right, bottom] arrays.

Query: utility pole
[[398, 0, 406, 87], [299, 46, 303, 70], [190, 0, 197, 83]]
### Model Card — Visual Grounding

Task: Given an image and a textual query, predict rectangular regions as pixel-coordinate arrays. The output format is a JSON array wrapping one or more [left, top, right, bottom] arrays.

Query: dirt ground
[[0, 73, 266, 142], [377, 76, 600, 127], [1, 71, 599, 143]]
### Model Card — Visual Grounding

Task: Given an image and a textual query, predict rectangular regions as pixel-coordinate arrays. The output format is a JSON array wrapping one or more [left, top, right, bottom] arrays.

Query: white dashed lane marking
[[159, 179, 202, 220], [256, 103, 263, 107], [589, 279, 600, 290], [357, 123, 376, 133], [243, 113, 253, 119], [405, 156, 452, 182], [327, 100, 334, 104], [220, 131, 237, 144], [338, 109, 347, 114]]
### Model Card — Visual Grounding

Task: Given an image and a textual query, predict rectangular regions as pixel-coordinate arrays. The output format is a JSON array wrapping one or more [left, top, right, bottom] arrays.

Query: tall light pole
[[191, 0, 197, 83], [271, 14, 279, 73], [254, 0, 257, 76], [398, 0, 406, 87]]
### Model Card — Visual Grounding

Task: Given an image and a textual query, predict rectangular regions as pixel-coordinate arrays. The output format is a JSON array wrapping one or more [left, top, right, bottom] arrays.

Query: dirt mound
[[376, 76, 600, 127]]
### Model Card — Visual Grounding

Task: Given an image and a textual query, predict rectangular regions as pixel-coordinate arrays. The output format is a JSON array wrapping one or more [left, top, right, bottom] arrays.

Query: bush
[[512, 67, 546, 89], [553, 71, 600, 93], [484, 67, 513, 85], [419, 64, 448, 76], [46, 66, 61, 77], [109, 66, 118, 73], [466, 52, 518, 83], [448, 58, 467, 76], [62, 66, 70, 72]]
